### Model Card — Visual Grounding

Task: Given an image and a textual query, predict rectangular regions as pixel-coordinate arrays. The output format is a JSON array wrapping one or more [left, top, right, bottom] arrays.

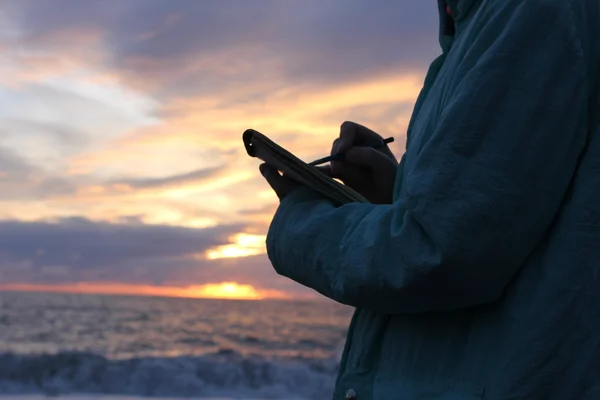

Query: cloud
[[0, 145, 77, 201], [0, 146, 31, 177], [0, 144, 229, 205], [2, 0, 440, 97], [0, 218, 242, 281], [0, 80, 157, 152], [1, 0, 433, 187], [0, 1, 441, 296], [0, 218, 317, 298], [109, 165, 226, 190]]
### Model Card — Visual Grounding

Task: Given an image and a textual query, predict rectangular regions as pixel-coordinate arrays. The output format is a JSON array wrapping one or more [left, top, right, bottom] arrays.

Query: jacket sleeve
[[266, 1, 589, 313]]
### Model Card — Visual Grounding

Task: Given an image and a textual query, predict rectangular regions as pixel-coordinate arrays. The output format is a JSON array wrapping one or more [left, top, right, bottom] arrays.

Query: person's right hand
[[318, 121, 398, 204]]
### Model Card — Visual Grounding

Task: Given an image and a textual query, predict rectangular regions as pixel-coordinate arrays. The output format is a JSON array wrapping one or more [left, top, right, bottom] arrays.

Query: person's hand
[[318, 121, 398, 204], [259, 163, 300, 200]]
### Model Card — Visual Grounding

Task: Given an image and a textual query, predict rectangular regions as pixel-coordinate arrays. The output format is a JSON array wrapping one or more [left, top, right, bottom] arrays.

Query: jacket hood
[[445, 0, 478, 21], [437, 0, 480, 52]]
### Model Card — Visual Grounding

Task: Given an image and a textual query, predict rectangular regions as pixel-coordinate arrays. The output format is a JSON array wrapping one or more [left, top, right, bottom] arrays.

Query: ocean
[[0, 291, 354, 400]]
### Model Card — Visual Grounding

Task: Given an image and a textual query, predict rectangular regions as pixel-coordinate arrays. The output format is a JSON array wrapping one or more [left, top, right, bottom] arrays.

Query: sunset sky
[[0, 1, 440, 300]]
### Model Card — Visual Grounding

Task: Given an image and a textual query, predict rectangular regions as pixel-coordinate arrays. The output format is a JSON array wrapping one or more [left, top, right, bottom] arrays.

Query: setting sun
[[0, 281, 291, 301], [187, 282, 263, 300]]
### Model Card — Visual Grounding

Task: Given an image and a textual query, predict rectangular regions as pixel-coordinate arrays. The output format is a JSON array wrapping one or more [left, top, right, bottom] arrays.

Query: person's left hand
[[259, 163, 300, 200]]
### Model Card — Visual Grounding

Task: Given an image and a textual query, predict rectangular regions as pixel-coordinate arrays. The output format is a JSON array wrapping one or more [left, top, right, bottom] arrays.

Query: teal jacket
[[266, 0, 600, 398]]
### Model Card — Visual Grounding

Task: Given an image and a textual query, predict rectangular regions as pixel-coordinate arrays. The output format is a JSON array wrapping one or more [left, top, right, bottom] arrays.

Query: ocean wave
[[0, 351, 339, 400]]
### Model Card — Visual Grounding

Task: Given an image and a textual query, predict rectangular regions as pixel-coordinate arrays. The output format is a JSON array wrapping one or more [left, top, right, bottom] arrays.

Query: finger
[[336, 121, 358, 153], [331, 137, 340, 157], [334, 121, 382, 176], [259, 164, 296, 199], [259, 164, 285, 198], [339, 121, 385, 152], [380, 145, 398, 163], [315, 164, 337, 178], [333, 123, 359, 175], [334, 162, 373, 192], [345, 147, 397, 173], [330, 137, 344, 176]]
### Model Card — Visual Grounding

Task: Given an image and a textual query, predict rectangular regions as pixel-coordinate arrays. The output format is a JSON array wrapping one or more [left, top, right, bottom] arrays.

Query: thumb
[[345, 147, 395, 172], [259, 164, 291, 199], [314, 165, 337, 178]]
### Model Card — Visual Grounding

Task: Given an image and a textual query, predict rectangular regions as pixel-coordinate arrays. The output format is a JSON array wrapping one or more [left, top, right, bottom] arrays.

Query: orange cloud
[[47, 71, 417, 235], [65, 72, 419, 175], [0, 281, 292, 301]]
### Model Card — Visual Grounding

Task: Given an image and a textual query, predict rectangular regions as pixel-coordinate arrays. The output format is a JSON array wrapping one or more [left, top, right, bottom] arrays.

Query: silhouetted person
[[260, 0, 600, 398]]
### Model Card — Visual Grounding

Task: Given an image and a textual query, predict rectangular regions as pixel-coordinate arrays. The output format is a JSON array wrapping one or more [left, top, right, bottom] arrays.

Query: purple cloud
[[0, 218, 239, 279], [3, 0, 440, 97], [0, 217, 316, 296]]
